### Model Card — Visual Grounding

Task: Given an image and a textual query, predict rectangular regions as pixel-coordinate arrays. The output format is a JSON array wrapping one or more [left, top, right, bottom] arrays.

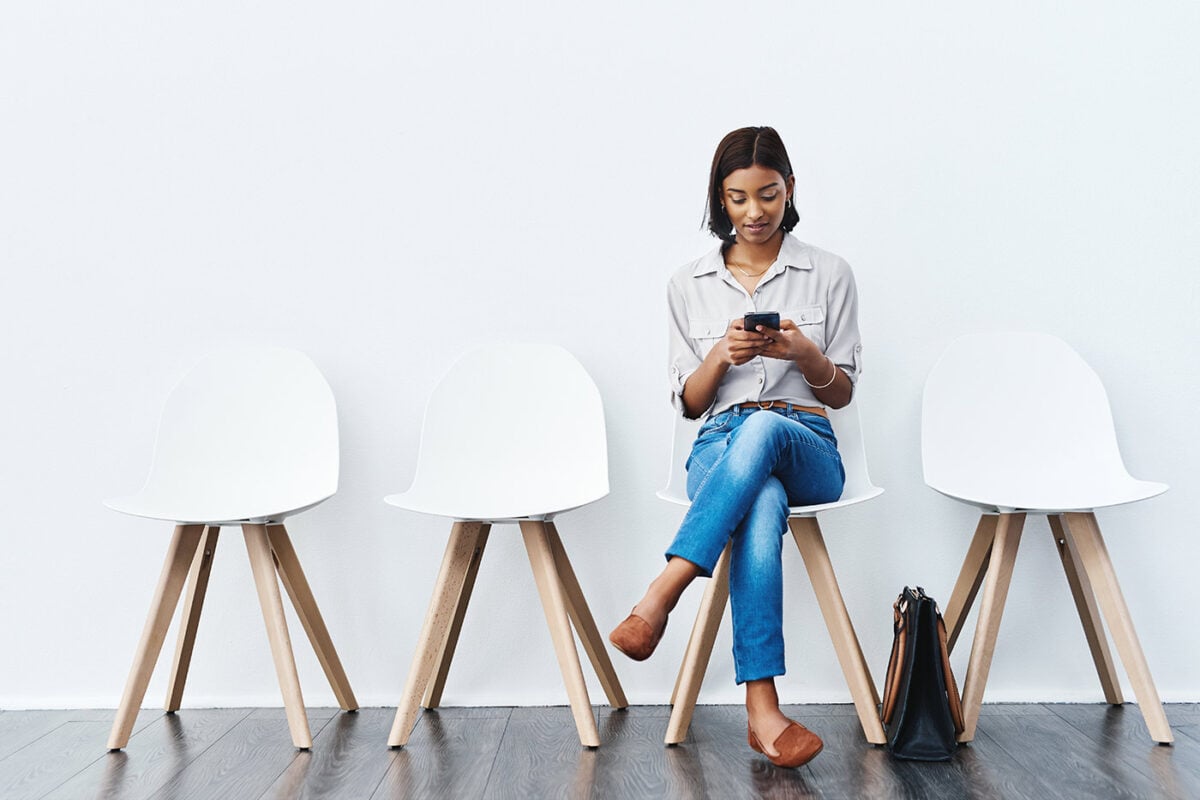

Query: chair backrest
[[112, 347, 338, 522], [400, 342, 609, 520], [658, 402, 882, 513], [921, 331, 1164, 510]]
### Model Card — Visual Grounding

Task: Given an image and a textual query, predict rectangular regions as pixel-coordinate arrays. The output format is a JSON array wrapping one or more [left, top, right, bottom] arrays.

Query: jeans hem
[[662, 549, 716, 579], [735, 666, 787, 685]]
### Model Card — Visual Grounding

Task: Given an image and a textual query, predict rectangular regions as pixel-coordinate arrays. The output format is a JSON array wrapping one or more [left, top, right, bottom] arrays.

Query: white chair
[[660, 403, 887, 746], [105, 347, 357, 751], [922, 331, 1172, 743], [385, 343, 627, 748]]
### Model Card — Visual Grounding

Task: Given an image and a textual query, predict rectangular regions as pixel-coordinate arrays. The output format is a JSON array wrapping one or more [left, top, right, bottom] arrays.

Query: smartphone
[[743, 312, 780, 332]]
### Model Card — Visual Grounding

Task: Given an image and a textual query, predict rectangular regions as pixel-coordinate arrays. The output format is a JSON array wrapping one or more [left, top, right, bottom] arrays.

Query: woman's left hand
[[756, 319, 819, 363]]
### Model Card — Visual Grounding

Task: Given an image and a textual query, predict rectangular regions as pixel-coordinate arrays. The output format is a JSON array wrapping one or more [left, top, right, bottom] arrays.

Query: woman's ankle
[[636, 559, 698, 623], [744, 678, 781, 713], [745, 680, 791, 732], [631, 596, 668, 630]]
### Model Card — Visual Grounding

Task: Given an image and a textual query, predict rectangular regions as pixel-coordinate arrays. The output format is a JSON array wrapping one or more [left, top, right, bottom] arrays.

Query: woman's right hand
[[680, 320, 767, 418], [712, 319, 768, 367]]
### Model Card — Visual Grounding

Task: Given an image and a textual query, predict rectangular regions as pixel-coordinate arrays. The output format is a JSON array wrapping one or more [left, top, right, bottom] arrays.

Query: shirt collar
[[691, 233, 814, 277]]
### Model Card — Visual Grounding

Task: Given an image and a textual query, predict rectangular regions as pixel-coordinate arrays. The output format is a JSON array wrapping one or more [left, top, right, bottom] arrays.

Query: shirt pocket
[[688, 317, 730, 341], [784, 305, 826, 349]]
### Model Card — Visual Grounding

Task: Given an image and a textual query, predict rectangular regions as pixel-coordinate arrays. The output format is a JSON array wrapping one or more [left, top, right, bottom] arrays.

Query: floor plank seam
[[363, 749, 400, 800], [0, 720, 70, 765], [39, 754, 102, 800], [1017, 703, 1175, 800], [186, 708, 259, 766], [148, 708, 257, 800], [479, 707, 514, 798], [1043, 702, 1097, 736], [250, 726, 316, 800], [1045, 702, 1191, 797]]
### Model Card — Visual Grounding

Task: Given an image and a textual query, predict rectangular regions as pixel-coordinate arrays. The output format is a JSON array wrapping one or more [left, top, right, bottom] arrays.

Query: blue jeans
[[664, 406, 845, 684]]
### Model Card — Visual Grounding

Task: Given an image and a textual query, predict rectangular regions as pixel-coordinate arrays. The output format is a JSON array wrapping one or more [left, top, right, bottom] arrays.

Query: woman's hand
[[712, 319, 769, 367], [679, 320, 768, 417], [756, 319, 820, 364]]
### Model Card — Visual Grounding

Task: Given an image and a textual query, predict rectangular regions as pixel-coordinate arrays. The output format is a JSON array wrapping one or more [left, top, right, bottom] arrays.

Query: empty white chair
[[923, 331, 1171, 743], [105, 347, 356, 750], [386, 343, 627, 748], [660, 403, 886, 746]]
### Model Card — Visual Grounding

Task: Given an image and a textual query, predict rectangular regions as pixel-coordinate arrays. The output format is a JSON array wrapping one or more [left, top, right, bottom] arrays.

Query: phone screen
[[744, 312, 780, 331]]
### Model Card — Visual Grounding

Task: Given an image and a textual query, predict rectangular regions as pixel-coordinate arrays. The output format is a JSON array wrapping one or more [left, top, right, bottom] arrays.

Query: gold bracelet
[[803, 357, 838, 390]]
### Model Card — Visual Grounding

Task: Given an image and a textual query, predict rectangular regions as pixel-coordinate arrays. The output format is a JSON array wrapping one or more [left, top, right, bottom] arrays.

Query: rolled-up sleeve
[[667, 278, 702, 415], [822, 257, 863, 386]]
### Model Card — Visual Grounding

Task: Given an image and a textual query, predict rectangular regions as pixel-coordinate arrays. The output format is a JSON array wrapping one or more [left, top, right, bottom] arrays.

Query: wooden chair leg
[[1062, 512, 1173, 744], [520, 520, 600, 748], [944, 515, 998, 653], [958, 512, 1025, 743], [423, 524, 491, 709], [164, 526, 220, 712], [665, 542, 731, 745], [545, 522, 628, 710], [243, 524, 311, 750], [388, 521, 485, 748], [266, 524, 358, 711], [1048, 514, 1123, 705], [108, 524, 206, 750], [789, 517, 887, 745]]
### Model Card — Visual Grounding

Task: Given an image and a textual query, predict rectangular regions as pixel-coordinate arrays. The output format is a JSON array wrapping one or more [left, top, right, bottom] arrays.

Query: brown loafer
[[747, 721, 824, 768], [608, 610, 666, 661]]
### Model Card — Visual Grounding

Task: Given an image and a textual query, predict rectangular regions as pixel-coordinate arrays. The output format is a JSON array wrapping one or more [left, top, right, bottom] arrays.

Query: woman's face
[[721, 164, 793, 246]]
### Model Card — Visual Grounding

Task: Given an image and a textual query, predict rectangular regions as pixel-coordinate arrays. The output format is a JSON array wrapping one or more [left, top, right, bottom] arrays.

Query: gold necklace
[[727, 261, 770, 278]]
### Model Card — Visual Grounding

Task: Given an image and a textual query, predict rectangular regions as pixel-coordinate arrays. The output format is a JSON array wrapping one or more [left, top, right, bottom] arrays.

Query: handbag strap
[[880, 593, 908, 724], [936, 611, 965, 734]]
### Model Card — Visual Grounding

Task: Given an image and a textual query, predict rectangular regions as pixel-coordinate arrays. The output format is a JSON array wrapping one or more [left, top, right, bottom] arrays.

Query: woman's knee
[[751, 477, 789, 518], [736, 480, 789, 549]]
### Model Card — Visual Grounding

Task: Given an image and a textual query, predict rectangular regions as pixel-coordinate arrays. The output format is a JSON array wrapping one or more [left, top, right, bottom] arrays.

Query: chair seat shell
[[921, 332, 1167, 512], [104, 347, 339, 524], [385, 343, 609, 522]]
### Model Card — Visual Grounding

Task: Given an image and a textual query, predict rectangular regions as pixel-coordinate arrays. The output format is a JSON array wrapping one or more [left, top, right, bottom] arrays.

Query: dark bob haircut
[[704, 126, 799, 245]]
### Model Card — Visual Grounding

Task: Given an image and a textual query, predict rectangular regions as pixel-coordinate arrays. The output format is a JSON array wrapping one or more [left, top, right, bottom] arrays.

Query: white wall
[[2, 2, 1198, 710]]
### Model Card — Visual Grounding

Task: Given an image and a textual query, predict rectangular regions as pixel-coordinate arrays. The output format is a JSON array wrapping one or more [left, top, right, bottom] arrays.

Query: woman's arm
[[755, 320, 853, 409], [681, 320, 770, 418]]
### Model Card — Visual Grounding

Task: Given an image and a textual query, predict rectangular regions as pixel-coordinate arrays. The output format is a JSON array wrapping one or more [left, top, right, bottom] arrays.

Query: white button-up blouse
[[667, 233, 863, 419]]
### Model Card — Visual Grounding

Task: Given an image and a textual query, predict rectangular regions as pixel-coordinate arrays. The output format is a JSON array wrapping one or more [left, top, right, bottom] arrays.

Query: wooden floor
[[1, 704, 1198, 799]]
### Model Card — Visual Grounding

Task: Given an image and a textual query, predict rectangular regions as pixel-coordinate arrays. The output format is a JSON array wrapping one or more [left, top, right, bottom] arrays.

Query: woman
[[609, 126, 862, 769]]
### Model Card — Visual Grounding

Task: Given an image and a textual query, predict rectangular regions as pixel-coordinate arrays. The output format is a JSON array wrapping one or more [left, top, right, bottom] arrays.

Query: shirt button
[[757, 377, 763, 384], [800, 314, 807, 322]]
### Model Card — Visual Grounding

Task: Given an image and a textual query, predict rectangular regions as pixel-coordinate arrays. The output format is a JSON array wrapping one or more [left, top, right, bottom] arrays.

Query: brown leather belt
[[735, 401, 827, 419]]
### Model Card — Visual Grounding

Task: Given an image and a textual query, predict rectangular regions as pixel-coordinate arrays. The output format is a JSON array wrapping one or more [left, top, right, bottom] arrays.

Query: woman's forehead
[[723, 164, 786, 192]]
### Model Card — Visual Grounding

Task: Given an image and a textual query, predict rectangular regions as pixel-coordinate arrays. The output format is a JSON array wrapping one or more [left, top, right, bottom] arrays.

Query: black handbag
[[880, 586, 965, 761]]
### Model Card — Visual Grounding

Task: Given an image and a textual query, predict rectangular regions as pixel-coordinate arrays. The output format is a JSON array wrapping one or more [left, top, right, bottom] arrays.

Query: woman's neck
[[727, 231, 785, 269]]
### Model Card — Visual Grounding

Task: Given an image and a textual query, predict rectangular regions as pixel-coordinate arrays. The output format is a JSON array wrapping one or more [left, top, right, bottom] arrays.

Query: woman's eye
[[729, 198, 746, 205], [761, 194, 778, 202]]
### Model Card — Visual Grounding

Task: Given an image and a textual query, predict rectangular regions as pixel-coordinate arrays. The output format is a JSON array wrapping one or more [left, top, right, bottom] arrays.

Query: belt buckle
[[756, 401, 774, 410]]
